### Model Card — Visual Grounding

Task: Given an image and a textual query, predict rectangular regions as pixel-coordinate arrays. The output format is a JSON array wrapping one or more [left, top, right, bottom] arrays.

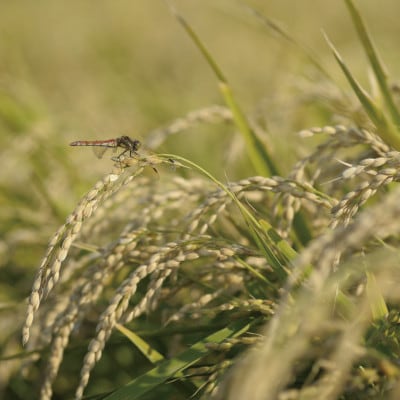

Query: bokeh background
[[1, 1, 400, 398]]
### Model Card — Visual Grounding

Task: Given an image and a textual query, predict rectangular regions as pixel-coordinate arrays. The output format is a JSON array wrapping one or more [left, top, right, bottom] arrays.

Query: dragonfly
[[70, 136, 141, 159]]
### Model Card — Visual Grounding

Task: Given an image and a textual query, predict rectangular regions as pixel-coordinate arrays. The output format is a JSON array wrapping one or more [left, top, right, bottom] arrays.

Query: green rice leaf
[[103, 318, 254, 400], [344, 0, 400, 128], [116, 324, 164, 364], [258, 219, 298, 265], [116, 324, 201, 394], [168, 5, 278, 177], [324, 32, 400, 150], [166, 5, 314, 244]]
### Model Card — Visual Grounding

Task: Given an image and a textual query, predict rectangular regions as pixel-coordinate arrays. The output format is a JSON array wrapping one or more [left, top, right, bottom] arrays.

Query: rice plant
[[2, 1, 400, 399]]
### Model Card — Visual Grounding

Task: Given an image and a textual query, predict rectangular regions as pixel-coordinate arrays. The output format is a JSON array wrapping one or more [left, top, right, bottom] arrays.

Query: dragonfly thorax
[[116, 136, 141, 153]]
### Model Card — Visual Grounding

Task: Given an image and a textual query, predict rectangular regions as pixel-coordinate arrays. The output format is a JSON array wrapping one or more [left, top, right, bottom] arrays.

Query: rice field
[[1, 1, 400, 399]]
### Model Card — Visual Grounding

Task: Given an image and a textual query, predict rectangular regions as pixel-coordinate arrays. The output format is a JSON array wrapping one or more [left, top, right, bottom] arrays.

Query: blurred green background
[[1, 1, 400, 398]]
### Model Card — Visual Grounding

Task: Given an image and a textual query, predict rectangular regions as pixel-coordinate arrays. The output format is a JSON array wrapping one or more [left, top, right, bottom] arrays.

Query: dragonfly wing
[[92, 146, 109, 159]]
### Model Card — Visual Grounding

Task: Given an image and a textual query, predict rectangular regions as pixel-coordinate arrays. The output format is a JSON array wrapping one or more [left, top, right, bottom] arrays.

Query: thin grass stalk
[[344, 0, 400, 127], [324, 33, 400, 150], [169, 6, 278, 177]]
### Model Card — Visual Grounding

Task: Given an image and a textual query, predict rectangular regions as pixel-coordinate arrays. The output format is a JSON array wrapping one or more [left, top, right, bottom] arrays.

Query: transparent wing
[[92, 146, 109, 159], [139, 144, 155, 158]]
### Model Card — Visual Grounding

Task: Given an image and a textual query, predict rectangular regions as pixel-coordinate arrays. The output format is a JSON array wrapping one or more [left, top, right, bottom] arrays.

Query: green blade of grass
[[258, 219, 298, 265], [324, 32, 400, 150], [244, 217, 285, 276], [116, 323, 201, 395], [103, 318, 254, 400], [168, 5, 278, 177], [116, 324, 164, 364], [235, 256, 274, 286], [218, 82, 279, 176], [344, 0, 400, 128]]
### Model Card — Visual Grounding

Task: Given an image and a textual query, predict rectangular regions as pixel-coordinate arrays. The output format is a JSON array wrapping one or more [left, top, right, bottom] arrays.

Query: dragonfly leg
[[115, 148, 129, 160], [129, 150, 139, 158]]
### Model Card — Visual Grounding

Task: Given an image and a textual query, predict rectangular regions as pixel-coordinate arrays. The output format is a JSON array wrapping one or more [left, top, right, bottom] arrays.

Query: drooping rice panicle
[[23, 109, 400, 400], [22, 165, 132, 346], [37, 227, 149, 400], [6, 2, 400, 399], [288, 185, 400, 290], [74, 239, 193, 399], [330, 151, 400, 227], [74, 236, 257, 399], [223, 186, 400, 400], [145, 105, 233, 148]]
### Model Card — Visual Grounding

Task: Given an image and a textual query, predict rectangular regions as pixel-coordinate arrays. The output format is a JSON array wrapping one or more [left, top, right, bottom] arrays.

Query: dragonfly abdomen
[[70, 140, 117, 148]]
